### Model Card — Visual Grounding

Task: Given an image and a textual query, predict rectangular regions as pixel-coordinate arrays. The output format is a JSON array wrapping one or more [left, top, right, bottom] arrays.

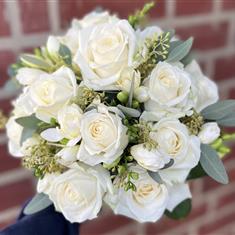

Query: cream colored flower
[[198, 122, 220, 144], [41, 163, 112, 223], [77, 104, 128, 166], [75, 20, 136, 90]]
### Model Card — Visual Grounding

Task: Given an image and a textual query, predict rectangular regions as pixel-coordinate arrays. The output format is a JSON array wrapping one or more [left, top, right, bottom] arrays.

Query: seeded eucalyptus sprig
[[135, 31, 171, 79]]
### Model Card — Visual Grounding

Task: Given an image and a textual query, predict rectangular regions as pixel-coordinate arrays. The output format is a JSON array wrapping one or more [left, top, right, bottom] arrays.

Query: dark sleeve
[[0, 203, 79, 235]]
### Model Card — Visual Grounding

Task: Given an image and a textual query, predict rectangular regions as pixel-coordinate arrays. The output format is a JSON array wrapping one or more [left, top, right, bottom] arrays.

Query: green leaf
[[20, 54, 51, 70], [166, 37, 193, 63], [24, 193, 53, 215], [165, 199, 192, 220], [216, 112, 235, 127], [200, 144, 229, 184], [2, 79, 21, 93], [180, 52, 194, 66], [148, 171, 164, 184], [201, 100, 235, 120], [59, 44, 72, 65], [117, 105, 141, 118], [15, 115, 41, 129], [187, 163, 207, 180]]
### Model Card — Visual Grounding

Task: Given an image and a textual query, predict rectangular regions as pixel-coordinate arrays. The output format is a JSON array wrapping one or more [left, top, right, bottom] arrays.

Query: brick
[[0, 178, 34, 211], [0, 145, 21, 173], [199, 210, 235, 234], [229, 87, 235, 99], [215, 54, 235, 81], [0, 50, 16, 87], [217, 189, 235, 209], [176, 22, 229, 51], [80, 212, 133, 235], [223, 0, 235, 10], [202, 176, 222, 192], [175, 0, 213, 16], [0, 99, 13, 115], [0, 1, 10, 36], [60, 0, 165, 28], [19, 0, 49, 33]]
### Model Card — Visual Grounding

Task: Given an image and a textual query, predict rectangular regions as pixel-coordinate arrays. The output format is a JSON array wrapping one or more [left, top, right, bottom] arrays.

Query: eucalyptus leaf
[[15, 115, 41, 129], [200, 144, 229, 184], [24, 193, 53, 215], [2, 79, 21, 93], [59, 44, 72, 65], [20, 54, 51, 70], [169, 40, 182, 52], [166, 37, 193, 63], [161, 159, 174, 170], [180, 52, 194, 66], [117, 105, 141, 118], [148, 171, 164, 184], [216, 112, 235, 127], [201, 100, 235, 120], [165, 199, 192, 220]]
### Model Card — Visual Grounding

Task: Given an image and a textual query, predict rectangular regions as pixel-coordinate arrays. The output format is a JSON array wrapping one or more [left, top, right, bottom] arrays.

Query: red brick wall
[[0, 0, 235, 234]]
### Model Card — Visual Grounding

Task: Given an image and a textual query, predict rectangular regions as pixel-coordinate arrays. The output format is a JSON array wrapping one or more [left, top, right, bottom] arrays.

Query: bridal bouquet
[[4, 2, 235, 223]]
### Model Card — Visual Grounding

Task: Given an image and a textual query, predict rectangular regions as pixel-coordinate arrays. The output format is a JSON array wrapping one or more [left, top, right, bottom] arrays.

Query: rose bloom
[[28, 66, 77, 122], [38, 163, 112, 223], [75, 19, 136, 90], [77, 104, 128, 166], [144, 62, 192, 120]]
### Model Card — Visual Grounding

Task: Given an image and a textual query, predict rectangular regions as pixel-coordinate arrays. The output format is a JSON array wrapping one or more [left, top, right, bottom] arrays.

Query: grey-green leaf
[[166, 37, 193, 63], [161, 159, 174, 170], [24, 193, 53, 215], [201, 100, 235, 120], [148, 171, 164, 184], [20, 54, 51, 70], [200, 144, 229, 184], [117, 105, 141, 118], [15, 115, 41, 129], [59, 44, 72, 65], [217, 112, 235, 127]]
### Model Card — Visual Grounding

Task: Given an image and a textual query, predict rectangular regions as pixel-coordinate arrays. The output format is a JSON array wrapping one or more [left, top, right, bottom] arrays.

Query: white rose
[[37, 173, 59, 195], [16, 68, 46, 86], [144, 62, 192, 120], [151, 119, 201, 184], [131, 144, 170, 172], [29, 66, 77, 122], [198, 122, 220, 144], [77, 104, 128, 166], [186, 60, 219, 112], [44, 163, 112, 223], [41, 103, 83, 146], [6, 116, 24, 157], [75, 20, 136, 90], [105, 165, 169, 222], [116, 67, 141, 93], [74, 11, 118, 28]]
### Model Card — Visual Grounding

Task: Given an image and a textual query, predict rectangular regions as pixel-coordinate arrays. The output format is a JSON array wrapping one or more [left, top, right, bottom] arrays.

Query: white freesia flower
[[151, 119, 201, 184], [57, 146, 80, 164], [41, 103, 83, 146], [77, 104, 128, 166], [116, 67, 141, 93], [29, 66, 77, 122], [134, 86, 149, 103], [16, 68, 46, 86], [186, 60, 219, 112], [198, 122, 220, 144], [42, 163, 112, 223], [144, 62, 192, 120], [105, 165, 169, 222], [75, 20, 136, 90], [131, 144, 170, 172], [74, 11, 118, 28]]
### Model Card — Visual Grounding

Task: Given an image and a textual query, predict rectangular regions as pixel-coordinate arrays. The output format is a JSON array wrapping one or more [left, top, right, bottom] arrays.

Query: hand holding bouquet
[[3, 2, 235, 223]]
